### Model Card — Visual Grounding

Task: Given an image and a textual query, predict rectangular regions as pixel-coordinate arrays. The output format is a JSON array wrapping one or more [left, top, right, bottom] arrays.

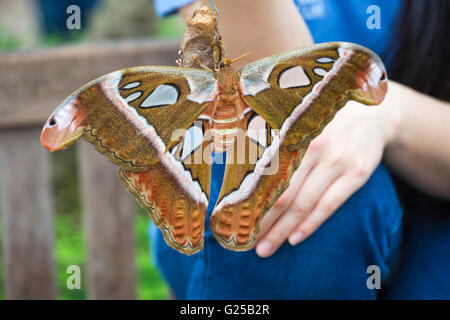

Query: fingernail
[[256, 241, 272, 257], [288, 232, 304, 246]]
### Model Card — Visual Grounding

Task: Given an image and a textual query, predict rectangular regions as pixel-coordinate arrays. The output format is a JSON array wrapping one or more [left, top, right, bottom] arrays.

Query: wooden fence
[[0, 38, 179, 299]]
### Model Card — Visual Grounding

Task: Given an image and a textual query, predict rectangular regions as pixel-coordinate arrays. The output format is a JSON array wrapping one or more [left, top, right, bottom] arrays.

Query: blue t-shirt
[[155, 0, 401, 60], [294, 0, 400, 57]]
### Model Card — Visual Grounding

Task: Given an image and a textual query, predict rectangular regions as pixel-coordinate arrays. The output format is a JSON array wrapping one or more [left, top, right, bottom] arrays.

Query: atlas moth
[[41, 7, 388, 255]]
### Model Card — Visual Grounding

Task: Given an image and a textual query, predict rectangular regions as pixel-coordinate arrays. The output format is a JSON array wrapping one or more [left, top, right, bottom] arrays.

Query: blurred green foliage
[[54, 206, 169, 300], [0, 3, 183, 51], [54, 212, 87, 300], [158, 16, 184, 38], [0, 25, 22, 51], [135, 208, 170, 300], [41, 30, 86, 47]]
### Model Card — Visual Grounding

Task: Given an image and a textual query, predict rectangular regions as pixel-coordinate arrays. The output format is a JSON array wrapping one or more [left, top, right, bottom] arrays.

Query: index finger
[[256, 153, 316, 240]]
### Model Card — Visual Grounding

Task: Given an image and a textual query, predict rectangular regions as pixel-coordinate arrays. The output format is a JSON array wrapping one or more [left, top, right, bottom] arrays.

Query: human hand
[[255, 89, 400, 258]]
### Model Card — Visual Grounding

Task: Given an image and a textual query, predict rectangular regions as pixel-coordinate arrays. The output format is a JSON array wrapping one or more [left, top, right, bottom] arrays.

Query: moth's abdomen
[[212, 102, 239, 152]]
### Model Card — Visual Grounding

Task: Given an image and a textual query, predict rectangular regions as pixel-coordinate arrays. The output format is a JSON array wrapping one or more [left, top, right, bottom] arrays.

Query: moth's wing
[[209, 111, 305, 250], [210, 42, 388, 250], [41, 66, 217, 169], [238, 41, 388, 149], [41, 66, 217, 254], [119, 135, 212, 255]]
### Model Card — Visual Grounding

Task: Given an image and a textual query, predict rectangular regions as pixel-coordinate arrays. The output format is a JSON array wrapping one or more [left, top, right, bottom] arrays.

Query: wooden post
[[78, 141, 137, 299], [0, 127, 57, 299]]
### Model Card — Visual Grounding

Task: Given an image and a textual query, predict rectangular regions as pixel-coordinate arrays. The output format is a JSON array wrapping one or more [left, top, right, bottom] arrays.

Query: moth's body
[[206, 65, 248, 152]]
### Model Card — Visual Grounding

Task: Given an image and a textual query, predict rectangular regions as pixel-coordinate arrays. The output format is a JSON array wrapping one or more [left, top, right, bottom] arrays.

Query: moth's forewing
[[238, 42, 387, 149]]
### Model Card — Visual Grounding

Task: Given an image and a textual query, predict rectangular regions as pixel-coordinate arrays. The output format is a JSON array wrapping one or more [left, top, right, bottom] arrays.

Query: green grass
[[135, 209, 170, 300], [53, 210, 169, 300], [0, 208, 169, 300], [54, 212, 87, 300]]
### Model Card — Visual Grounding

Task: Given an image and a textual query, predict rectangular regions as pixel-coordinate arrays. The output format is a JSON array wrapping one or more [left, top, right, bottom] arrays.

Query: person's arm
[[384, 82, 450, 199], [178, 0, 450, 258]]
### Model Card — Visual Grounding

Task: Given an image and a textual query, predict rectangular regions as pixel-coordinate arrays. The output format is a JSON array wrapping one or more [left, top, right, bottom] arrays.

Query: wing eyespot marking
[[313, 67, 328, 77], [277, 66, 311, 89], [120, 81, 141, 90], [140, 84, 180, 108]]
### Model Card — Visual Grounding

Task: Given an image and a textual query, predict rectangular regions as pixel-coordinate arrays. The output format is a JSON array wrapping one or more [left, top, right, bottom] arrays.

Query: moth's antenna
[[194, 56, 213, 72], [210, 0, 220, 17], [231, 51, 251, 64]]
